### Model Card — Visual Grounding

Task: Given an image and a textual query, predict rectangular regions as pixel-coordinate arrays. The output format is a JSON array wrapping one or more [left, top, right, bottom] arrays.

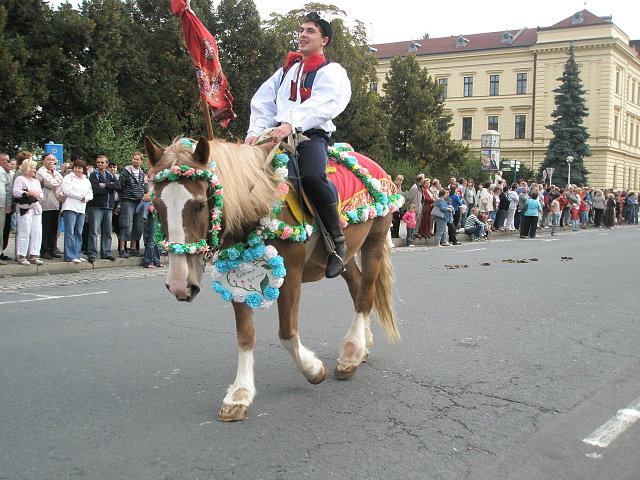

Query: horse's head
[[145, 136, 214, 302]]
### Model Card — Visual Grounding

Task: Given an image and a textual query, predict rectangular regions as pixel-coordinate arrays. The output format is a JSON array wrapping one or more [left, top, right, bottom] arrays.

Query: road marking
[[0, 291, 108, 305], [456, 248, 487, 252], [583, 396, 640, 448], [541, 239, 560, 242]]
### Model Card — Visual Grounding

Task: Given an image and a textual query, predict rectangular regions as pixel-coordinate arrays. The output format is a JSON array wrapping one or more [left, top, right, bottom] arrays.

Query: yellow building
[[372, 10, 640, 190]]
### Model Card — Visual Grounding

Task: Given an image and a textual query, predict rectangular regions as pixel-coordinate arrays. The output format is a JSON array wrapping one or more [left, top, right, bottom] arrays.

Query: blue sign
[[44, 141, 64, 166]]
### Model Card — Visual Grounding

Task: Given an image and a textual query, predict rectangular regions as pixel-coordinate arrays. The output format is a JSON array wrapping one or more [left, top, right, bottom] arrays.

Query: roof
[[371, 28, 537, 59], [370, 9, 632, 60], [542, 9, 611, 30]]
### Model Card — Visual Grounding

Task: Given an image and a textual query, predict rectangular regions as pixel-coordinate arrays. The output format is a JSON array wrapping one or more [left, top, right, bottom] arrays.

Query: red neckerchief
[[283, 52, 327, 73], [283, 53, 328, 102]]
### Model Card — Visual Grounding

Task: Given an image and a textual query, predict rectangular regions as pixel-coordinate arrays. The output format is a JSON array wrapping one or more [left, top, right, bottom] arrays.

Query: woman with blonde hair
[[12, 159, 43, 265]]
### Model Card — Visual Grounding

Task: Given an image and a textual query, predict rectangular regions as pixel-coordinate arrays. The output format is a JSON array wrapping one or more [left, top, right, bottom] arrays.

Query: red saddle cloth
[[327, 151, 395, 214]]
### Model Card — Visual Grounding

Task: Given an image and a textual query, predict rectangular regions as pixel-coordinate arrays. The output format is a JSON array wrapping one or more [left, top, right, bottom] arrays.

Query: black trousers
[[296, 131, 337, 208], [41, 209, 60, 255]]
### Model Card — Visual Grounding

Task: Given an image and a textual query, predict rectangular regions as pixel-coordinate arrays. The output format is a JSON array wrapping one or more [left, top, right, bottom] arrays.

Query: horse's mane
[[152, 137, 278, 236]]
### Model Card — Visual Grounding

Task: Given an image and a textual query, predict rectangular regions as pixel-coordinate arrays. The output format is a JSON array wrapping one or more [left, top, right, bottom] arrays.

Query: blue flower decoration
[[227, 248, 241, 260], [250, 244, 265, 258], [241, 249, 255, 263], [347, 211, 358, 222], [268, 256, 284, 268], [246, 293, 262, 308], [263, 287, 280, 301], [272, 266, 286, 278], [221, 288, 233, 302]]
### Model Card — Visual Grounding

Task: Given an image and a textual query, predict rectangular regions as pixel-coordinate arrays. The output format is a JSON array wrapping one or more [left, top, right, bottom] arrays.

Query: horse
[[144, 136, 399, 421]]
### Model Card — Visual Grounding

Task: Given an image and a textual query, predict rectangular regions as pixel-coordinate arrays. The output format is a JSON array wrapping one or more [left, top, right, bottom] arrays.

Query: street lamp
[[566, 156, 574, 187]]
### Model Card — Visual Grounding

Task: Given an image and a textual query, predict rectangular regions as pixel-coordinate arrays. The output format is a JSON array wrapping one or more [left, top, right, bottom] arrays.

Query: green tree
[[0, 0, 53, 151], [211, 0, 281, 141], [538, 44, 591, 186], [383, 54, 469, 177]]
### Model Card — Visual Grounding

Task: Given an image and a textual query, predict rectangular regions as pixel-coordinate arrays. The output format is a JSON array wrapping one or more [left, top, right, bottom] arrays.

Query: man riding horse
[[244, 12, 351, 278]]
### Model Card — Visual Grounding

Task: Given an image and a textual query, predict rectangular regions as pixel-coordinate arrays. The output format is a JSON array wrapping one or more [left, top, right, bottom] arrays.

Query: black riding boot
[[316, 203, 347, 278]]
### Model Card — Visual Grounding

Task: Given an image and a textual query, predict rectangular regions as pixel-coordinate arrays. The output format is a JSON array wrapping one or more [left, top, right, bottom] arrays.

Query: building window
[[616, 70, 621, 95], [516, 73, 527, 94], [462, 117, 472, 140], [438, 78, 448, 98], [514, 115, 526, 139], [614, 114, 619, 140], [463, 77, 473, 97], [489, 75, 500, 96], [488, 116, 498, 131], [369, 82, 377, 91]]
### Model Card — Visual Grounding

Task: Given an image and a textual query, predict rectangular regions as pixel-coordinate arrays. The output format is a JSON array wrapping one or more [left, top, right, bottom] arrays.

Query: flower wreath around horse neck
[[149, 139, 223, 255]]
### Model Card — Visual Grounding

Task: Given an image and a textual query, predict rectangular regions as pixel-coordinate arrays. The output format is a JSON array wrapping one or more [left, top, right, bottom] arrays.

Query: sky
[[49, 0, 640, 45], [253, 0, 640, 44]]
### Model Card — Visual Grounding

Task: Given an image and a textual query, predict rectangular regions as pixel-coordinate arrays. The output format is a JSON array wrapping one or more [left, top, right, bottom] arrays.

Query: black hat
[[304, 12, 333, 45]]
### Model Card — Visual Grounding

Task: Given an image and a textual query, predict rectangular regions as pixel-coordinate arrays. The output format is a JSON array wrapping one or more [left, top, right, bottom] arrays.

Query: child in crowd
[[550, 194, 561, 236], [570, 203, 580, 231], [579, 197, 589, 229], [402, 204, 417, 247], [136, 193, 166, 268]]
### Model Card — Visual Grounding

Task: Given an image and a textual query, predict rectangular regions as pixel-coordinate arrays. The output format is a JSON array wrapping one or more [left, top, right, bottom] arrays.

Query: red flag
[[172, 0, 236, 128]]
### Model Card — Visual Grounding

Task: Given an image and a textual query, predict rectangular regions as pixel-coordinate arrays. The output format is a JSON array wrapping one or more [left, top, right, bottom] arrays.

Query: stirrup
[[326, 251, 346, 278]]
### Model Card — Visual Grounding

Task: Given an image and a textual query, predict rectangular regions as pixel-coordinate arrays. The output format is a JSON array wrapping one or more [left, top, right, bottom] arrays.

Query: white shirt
[[247, 60, 351, 139]]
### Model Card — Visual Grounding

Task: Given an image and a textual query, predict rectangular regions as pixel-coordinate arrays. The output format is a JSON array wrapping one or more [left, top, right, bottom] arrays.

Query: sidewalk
[[0, 231, 156, 278]]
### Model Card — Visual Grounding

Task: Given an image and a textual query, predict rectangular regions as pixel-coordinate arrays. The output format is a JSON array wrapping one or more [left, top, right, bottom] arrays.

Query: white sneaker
[[80, 258, 87, 262], [72, 258, 81, 263], [30, 257, 43, 265]]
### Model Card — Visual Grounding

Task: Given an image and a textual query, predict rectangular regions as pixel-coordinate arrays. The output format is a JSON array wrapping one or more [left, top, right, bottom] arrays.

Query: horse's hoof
[[361, 351, 369, 363], [307, 363, 327, 384], [334, 364, 358, 380], [217, 404, 248, 422]]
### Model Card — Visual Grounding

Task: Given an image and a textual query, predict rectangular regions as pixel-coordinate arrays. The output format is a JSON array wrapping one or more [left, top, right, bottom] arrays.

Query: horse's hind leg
[[335, 259, 370, 379], [217, 303, 256, 422]]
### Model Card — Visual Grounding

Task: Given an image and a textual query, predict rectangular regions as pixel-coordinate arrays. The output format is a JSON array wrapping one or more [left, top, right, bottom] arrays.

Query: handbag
[[54, 185, 67, 203], [431, 205, 445, 218]]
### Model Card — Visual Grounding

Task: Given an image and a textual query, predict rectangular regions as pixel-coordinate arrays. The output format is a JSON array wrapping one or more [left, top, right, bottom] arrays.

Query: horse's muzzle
[[166, 282, 200, 302]]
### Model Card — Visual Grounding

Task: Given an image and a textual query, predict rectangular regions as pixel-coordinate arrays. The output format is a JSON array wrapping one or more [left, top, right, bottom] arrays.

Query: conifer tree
[[539, 44, 591, 185]]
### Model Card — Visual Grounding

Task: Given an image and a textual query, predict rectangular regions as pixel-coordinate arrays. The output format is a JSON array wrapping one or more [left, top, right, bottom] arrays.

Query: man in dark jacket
[[87, 155, 121, 262], [117, 152, 147, 258]]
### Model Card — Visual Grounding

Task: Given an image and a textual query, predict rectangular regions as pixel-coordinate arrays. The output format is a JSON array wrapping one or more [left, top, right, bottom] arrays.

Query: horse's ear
[[194, 137, 210, 167], [144, 136, 164, 167]]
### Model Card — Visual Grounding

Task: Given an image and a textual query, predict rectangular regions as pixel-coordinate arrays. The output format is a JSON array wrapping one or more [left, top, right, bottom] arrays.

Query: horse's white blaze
[[158, 183, 194, 297], [222, 350, 256, 406], [337, 312, 367, 367], [281, 337, 324, 380], [159, 182, 193, 244]]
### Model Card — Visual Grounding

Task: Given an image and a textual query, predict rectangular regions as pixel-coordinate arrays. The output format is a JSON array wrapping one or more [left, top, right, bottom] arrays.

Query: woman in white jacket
[[61, 159, 93, 263]]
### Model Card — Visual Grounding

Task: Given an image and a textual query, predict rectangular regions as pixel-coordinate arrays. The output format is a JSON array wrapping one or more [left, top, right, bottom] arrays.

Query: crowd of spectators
[[392, 171, 638, 247], [0, 151, 163, 268]]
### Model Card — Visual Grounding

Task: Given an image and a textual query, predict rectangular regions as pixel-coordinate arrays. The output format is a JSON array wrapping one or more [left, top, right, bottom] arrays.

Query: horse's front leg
[[217, 302, 256, 422], [277, 244, 327, 384]]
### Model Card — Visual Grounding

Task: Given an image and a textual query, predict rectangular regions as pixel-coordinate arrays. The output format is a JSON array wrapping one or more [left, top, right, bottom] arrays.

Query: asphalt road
[[1, 226, 639, 479]]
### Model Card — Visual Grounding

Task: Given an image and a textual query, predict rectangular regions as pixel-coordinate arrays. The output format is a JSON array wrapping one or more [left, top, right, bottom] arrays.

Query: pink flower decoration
[[339, 216, 347, 229], [211, 211, 219, 220], [171, 165, 181, 174], [184, 168, 196, 176], [281, 226, 293, 239], [360, 167, 369, 176], [369, 207, 376, 218], [276, 182, 289, 196]]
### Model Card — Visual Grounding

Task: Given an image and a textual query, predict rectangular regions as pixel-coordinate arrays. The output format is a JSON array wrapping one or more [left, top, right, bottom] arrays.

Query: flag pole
[[203, 101, 214, 141]]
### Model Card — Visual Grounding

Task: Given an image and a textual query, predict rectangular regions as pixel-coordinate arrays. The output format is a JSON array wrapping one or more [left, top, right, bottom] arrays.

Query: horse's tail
[[373, 242, 400, 344]]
